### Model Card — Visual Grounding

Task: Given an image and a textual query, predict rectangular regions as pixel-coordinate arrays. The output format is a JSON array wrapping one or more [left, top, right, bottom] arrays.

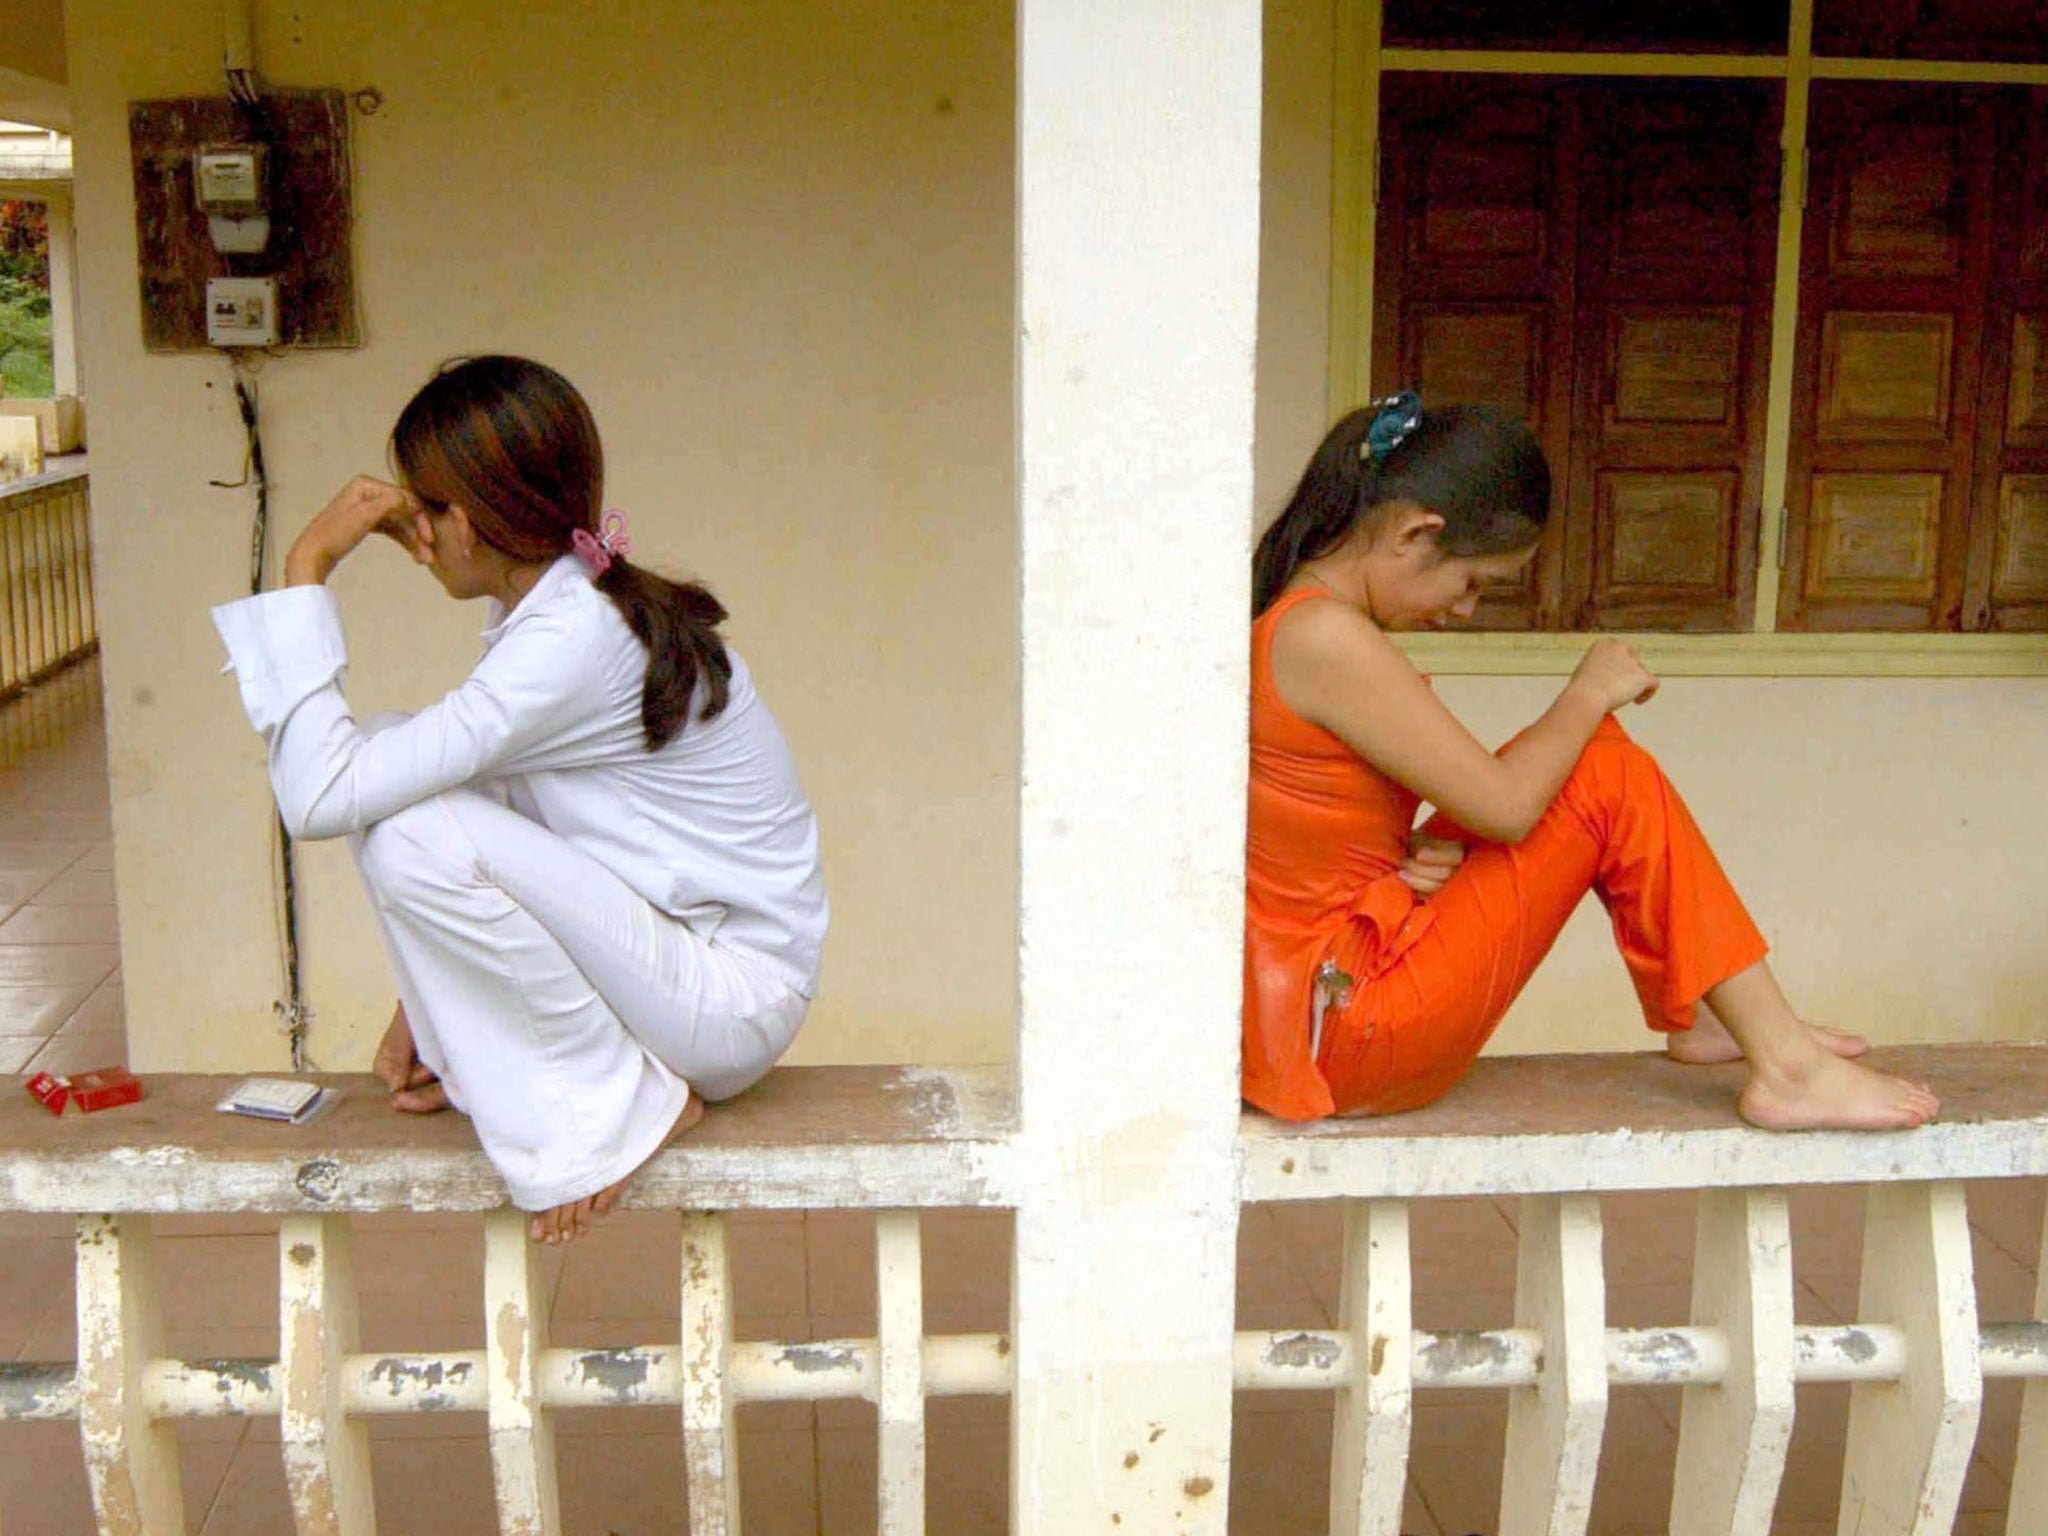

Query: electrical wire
[[223, 360, 312, 1070]]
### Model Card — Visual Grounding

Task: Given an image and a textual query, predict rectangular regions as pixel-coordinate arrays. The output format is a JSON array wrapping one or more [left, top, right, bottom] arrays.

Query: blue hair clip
[[1364, 391, 1423, 465]]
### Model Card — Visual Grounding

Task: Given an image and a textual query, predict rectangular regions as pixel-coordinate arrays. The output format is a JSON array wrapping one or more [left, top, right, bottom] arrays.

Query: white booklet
[[216, 1077, 330, 1124]]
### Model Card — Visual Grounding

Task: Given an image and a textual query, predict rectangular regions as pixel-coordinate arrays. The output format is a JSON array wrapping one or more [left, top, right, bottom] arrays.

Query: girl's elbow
[[1461, 801, 1539, 844], [276, 796, 348, 842]]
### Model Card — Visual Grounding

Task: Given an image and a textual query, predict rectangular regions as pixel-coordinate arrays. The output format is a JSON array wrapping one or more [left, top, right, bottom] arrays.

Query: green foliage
[[0, 202, 50, 286], [0, 202, 54, 397]]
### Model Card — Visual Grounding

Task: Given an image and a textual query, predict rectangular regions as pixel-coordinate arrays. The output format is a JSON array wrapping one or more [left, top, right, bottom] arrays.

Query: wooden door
[[1374, 77, 1778, 631], [1778, 83, 2000, 631], [1965, 88, 2048, 631], [1562, 82, 1779, 631], [1374, 74, 1577, 629]]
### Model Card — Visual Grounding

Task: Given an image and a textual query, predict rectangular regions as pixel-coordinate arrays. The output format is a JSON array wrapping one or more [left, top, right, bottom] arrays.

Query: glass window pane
[[1382, 0, 1789, 55], [1814, 0, 2048, 65]]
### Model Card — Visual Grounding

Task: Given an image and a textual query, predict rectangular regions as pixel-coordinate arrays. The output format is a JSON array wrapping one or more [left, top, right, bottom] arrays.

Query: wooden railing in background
[[0, 469, 95, 701]]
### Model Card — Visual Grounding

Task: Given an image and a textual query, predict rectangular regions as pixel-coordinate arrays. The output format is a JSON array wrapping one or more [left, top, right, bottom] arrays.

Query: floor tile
[[0, 1233, 72, 1359], [0, 1034, 46, 1070], [0, 982, 94, 1037], [25, 1028, 126, 1075], [1228, 1398, 1440, 1535], [0, 942, 118, 988], [804, 1209, 879, 1328], [927, 1400, 1014, 1532], [1787, 1185, 1868, 1278], [31, 864, 116, 907], [1595, 1189, 1697, 1286], [0, 850, 83, 901], [550, 1209, 681, 1323], [56, 974, 123, 1035], [1239, 1203, 1332, 1331], [0, 902, 117, 946], [364, 1435, 502, 1534], [0, 1421, 98, 1533], [1406, 1384, 1680, 1535], [920, 1207, 1011, 1335], [739, 1426, 825, 1535], [1968, 1176, 2046, 1271]]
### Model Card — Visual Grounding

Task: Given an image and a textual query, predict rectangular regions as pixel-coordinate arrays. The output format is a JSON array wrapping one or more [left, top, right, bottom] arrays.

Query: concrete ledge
[[0, 1065, 1016, 1214], [1240, 1044, 2048, 1201], [7, 1047, 2042, 1215]]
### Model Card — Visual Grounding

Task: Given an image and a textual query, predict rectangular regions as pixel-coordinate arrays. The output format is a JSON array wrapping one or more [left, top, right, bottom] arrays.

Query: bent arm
[[1269, 600, 1608, 843], [211, 586, 607, 840]]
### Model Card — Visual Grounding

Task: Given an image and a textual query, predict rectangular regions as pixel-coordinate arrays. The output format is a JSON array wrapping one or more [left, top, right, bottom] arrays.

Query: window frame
[[1329, 0, 2048, 675]]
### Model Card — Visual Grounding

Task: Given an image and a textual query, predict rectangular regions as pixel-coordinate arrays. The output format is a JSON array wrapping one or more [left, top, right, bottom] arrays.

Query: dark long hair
[[392, 355, 731, 748], [1251, 402, 1552, 615]]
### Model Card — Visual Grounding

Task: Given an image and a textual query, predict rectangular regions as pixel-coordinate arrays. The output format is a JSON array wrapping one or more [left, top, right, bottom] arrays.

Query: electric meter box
[[195, 143, 268, 212]]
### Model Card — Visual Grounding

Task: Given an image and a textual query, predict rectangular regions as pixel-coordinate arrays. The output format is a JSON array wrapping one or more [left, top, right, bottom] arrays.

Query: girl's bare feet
[[528, 1092, 706, 1246], [1665, 1009, 1868, 1066], [1702, 959, 1936, 1132], [1737, 1050, 1939, 1132], [373, 1002, 452, 1113]]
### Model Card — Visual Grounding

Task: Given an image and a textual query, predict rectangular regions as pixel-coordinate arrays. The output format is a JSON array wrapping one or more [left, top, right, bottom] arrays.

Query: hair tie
[[1363, 391, 1423, 465], [571, 508, 633, 578]]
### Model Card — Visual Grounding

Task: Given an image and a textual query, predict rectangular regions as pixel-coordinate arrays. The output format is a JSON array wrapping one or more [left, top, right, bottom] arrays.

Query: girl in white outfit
[[213, 355, 827, 1244]]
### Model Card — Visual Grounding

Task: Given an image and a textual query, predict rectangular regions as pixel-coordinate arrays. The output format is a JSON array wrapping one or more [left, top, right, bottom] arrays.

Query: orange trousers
[[1320, 719, 1769, 1117]]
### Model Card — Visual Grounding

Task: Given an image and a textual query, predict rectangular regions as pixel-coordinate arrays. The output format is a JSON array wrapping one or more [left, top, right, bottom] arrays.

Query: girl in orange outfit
[[1244, 394, 1938, 1131]]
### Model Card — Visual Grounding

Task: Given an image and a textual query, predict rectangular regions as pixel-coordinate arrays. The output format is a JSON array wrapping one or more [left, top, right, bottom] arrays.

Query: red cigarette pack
[[25, 1072, 69, 1114], [68, 1068, 143, 1113]]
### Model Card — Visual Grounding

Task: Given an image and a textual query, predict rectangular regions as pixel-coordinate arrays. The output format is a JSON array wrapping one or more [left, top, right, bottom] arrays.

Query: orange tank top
[[1243, 586, 1435, 1119]]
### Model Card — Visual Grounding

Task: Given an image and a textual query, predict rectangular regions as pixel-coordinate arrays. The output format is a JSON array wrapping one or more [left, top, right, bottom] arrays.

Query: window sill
[[1393, 631, 2048, 677]]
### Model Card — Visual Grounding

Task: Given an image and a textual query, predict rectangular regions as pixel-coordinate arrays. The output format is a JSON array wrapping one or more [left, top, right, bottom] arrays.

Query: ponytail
[[592, 560, 733, 748], [1252, 397, 1552, 616], [1252, 409, 1382, 616]]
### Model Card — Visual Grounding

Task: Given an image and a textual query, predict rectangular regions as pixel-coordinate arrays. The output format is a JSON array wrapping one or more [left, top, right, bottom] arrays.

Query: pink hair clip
[[571, 509, 633, 578]]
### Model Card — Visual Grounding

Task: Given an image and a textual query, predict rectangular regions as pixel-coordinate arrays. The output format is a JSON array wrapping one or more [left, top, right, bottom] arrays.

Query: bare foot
[[528, 1092, 705, 1246], [373, 1001, 451, 1114], [1666, 1010, 1868, 1066], [1737, 1051, 1939, 1132]]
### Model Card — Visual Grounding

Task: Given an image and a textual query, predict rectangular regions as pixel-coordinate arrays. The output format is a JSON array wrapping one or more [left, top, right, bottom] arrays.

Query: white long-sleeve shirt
[[212, 555, 827, 997]]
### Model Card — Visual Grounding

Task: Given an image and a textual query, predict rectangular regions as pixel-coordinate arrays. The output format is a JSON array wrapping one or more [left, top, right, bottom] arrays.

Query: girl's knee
[[357, 792, 489, 902], [1564, 718, 1666, 811]]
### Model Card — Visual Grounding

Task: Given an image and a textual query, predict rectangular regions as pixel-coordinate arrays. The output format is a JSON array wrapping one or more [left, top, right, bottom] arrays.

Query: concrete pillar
[[1009, 2, 1261, 1529], [42, 186, 80, 398]]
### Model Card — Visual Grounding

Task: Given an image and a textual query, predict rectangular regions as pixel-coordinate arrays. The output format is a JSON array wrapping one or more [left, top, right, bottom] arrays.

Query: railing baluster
[[1329, 1199, 1412, 1536], [0, 496, 19, 692], [875, 1210, 926, 1536], [2009, 1195, 2048, 1536], [1671, 1188, 1795, 1536], [1500, 1194, 1607, 1536], [1839, 1181, 1981, 1535], [74, 1214, 184, 1536], [56, 487, 80, 658], [483, 1209, 561, 1536], [681, 1211, 742, 1535], [28, 492, 51, 674], [74, 482, 97, 649], [279, 1216, 376, 1536]]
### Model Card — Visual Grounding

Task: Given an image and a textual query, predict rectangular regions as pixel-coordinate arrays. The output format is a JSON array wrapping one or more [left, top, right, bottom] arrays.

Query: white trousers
[[350, 783, 807, 1210]]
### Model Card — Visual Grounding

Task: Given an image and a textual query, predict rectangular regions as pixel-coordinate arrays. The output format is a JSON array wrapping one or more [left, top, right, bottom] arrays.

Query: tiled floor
[[0, 661, 2041, 1533]]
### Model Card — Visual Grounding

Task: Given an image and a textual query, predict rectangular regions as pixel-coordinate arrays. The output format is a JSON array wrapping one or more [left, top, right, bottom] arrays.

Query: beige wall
[[70, 0, 2045, 1076], [0, 0, 67, 85], [71, 0, 1020, 1070]]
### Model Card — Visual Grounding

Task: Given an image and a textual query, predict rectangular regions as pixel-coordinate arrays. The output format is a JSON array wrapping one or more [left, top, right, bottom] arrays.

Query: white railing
[[2, 1051, 2044, 1534], [0, 467, 95, 701]]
